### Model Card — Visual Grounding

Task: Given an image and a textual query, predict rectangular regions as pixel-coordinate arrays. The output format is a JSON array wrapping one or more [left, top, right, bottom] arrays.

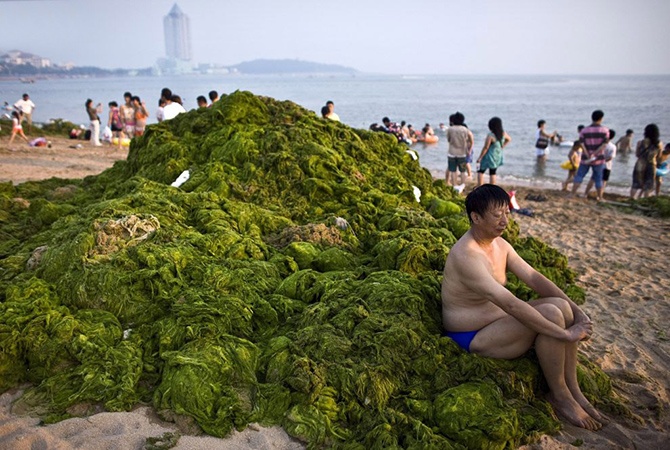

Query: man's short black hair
[[591, 110, 604, 122], [161, 88, 172, 100], [465, 184, 510, 223], [208, 90, 218, 101], [537, 119, 546, 128]]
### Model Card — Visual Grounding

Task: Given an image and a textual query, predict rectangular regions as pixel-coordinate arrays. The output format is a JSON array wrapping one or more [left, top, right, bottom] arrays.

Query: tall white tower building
[[164, 3, 192, 61]]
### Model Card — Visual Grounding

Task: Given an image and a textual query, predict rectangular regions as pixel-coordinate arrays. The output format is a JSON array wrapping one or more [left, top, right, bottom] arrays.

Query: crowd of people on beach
[[4, 91, 668, 201], [369, 118, 439, 145], [82, 89, 185, 148], [369, 108, 667, 201], [557, 110, 669, 200], [370, 112, 512, 193]]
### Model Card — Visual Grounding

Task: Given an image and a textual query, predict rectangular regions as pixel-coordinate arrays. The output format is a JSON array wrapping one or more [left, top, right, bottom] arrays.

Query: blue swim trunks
[[443, 329, 480, 352]]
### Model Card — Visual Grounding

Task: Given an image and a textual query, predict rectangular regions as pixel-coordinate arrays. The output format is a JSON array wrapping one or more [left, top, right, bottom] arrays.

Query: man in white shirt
[[325, 100, 340, 121], [162, 92, 186, 120], [14, 93, 36, 128]]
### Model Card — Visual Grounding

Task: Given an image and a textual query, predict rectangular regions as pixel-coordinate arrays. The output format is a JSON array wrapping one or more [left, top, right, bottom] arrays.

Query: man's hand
[[565, 322, 593, 342], [573, 310, 591, 325]]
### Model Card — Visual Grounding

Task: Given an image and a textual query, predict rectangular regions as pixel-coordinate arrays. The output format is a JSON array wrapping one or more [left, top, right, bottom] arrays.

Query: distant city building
[[163, 3, 192, 61], [1, 50, 51, 68]]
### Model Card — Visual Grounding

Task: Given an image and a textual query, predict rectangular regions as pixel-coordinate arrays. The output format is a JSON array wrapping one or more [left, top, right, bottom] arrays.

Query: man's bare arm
[[452, 249, 577, 340], [505, 241, 590, 324]]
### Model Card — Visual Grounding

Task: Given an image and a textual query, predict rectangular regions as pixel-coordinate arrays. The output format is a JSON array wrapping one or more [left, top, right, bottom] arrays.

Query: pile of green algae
[[0, 91, 625, 449]]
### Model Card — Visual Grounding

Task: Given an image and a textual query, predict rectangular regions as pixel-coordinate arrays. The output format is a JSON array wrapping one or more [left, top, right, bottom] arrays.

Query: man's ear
[[470, 212, 480, 224]]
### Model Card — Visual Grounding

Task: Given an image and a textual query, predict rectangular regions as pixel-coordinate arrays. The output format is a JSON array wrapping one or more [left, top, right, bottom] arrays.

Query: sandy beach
[[1, 136, 668, 449]]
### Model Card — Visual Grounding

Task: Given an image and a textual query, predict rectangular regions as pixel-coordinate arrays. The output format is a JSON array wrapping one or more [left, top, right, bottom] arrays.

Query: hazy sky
[[1, 0, 669, 75]]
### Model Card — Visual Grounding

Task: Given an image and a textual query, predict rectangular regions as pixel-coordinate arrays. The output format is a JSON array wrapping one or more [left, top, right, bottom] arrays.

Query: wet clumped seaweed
[[0, 91, 625, 448]]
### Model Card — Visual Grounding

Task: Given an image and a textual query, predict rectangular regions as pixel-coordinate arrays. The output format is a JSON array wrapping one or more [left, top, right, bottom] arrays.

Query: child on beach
[[8, 111, 29, 147], [654, 143, 670, 196], [561, 141, 583, 191], [108, 101, 124, 149]]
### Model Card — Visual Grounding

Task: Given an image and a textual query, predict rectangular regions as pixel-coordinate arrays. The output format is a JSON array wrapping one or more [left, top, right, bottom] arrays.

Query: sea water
[[2, 74, 670, 193]]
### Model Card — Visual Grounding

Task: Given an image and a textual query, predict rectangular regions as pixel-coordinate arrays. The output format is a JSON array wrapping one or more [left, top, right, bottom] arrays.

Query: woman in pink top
[[8, 111, 29, 146]]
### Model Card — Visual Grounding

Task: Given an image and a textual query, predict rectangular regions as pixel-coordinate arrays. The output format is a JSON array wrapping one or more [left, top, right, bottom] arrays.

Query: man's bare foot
[[569, 390, 610, 424], [547, 392, 602, 431]]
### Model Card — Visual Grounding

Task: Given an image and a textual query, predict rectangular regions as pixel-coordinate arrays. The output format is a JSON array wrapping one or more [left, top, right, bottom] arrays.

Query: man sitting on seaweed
[[441, 184, 606, 431]]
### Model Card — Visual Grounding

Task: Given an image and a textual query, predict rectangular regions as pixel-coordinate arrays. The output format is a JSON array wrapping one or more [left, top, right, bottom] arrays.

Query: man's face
[[327, 103, 334, 113], [475, 204, 509, 236]]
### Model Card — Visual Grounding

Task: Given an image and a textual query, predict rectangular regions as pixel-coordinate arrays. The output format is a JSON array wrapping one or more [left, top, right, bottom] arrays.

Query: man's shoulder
[[585, 124, 609, 133], [452, 234, 510, 258]]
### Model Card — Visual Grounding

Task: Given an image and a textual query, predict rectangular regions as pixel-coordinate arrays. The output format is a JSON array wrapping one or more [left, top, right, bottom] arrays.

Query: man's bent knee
[[531, 297, 574, 325], [534, 303, 566, 327]]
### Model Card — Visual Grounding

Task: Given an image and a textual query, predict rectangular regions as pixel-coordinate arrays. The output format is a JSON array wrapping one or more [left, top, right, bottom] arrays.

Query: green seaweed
[[0, 91, 623, 448]]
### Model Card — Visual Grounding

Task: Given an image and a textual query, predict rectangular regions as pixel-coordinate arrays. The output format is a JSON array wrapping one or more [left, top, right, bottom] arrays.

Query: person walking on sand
[[534, 120, 557, 162], [442, 184, 606, 431], [476, 117, 511, 186], [14, 93, 35, 131], [630, 123, 663, 199], [8, 111, 29, 147], [570, 110, 609, 199], [86, 99, 103, 147]]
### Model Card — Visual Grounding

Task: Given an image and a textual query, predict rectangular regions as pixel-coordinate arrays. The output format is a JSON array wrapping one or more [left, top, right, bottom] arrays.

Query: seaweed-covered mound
[[0, 91, 619, 448]]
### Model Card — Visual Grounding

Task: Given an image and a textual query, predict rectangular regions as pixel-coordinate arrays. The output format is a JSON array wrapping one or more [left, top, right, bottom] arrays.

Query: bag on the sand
[[535, 136, 549, 149], [102, 126, 113, 142]]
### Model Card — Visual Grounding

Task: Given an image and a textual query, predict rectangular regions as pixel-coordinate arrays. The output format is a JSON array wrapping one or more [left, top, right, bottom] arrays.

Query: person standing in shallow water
[[630, 123, 663, 199], [476, 117, 511, 186], [441, 184, 606, 431], [534, 120, 557, 163], [446, 112, 474, 188], [570, 110, 609, 199]]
